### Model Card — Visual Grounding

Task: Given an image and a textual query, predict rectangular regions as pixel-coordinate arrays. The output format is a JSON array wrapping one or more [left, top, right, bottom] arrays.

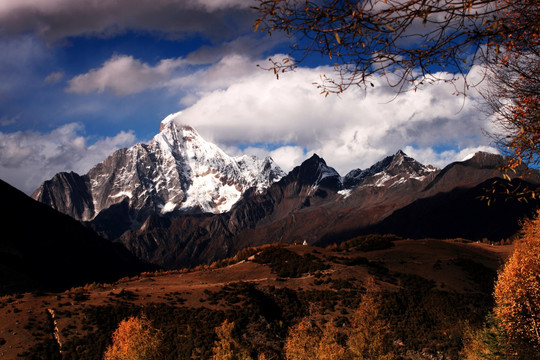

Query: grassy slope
[[0, 240, 512, 359]]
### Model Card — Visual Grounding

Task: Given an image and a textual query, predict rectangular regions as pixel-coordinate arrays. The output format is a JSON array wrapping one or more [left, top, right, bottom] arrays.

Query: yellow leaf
[[254, 19, 262, 32], [334, 32, 341, 44]]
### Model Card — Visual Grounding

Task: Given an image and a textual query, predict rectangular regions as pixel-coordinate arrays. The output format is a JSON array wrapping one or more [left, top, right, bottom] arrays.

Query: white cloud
[[1, 48, 500, 194], [67, 55, 186, 96], [233, 145, 308, 173], [402, 145, 500, 169], [165, 59, 495, 175], [0, 123, 136, 194], [268, 146, 308, 173], [66, 52, 274, 98]]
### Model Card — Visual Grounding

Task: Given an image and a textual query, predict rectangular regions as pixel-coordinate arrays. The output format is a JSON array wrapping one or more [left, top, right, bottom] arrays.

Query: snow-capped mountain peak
[[343, 150, 438, 189], [33, 114, 285, 225], [144, 119, 286, 214]]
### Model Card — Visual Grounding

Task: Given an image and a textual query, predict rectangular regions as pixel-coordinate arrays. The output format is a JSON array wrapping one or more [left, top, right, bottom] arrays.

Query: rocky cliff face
[[32, 115, 285, 236]]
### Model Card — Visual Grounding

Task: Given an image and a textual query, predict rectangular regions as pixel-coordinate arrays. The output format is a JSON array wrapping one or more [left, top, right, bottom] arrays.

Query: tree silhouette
[[255, 1, 536, 92], [482, 1, 539, 172]]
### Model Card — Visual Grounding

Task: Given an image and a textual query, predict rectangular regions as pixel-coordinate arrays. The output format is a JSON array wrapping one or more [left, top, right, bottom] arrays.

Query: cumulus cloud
[[166, 59, 495, 175], [0, 0, 255, 42], [67, 55, 186, 96], [267, 146, 308, 173], [67, 51, 273, 97], [0, 123, 136, 194], [402, 145, 500, 169], [1, 53, 498, 194]]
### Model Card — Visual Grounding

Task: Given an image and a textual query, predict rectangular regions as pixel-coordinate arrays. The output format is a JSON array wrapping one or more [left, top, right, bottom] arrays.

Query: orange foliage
[[317, 322, 347, 360], [347, 284, 395, 360], [283, 317, 320, 360], [494, 211, 540, 354], [103, 315, 162, 360], [211, 320, 253, 360], [284, 317, 345, 360]]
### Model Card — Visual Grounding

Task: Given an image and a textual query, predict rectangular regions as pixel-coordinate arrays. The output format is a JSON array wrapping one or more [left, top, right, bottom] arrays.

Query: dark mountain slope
[[422, 152, 540, 195], [0, 179, 155, 295], [342, 178, 540, 243]]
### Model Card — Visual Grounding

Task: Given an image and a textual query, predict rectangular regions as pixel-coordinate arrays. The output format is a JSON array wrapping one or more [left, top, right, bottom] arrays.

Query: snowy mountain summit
[[32, 113, 285, 226], [152, 114, 284, 213], [343, 150, 438, 189]]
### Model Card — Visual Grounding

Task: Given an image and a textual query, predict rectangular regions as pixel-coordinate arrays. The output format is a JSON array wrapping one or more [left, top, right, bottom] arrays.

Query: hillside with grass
[[0, 237, 513, 359]]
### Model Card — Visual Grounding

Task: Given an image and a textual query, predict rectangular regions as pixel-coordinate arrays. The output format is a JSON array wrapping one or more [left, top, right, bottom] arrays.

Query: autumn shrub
[[494, 210, 540, 357], [103, 315, 163, 360], [70, 289, 89, 302], [211, 320, 253, 360], [379, 273, 490, 357], [341, 256, 369, 266], [461, 313, 513, 360], [284, 317, 345, 360], [113, 289, 138, 301]]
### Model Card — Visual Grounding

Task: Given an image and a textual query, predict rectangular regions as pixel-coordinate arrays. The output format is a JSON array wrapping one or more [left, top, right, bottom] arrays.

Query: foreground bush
[[103, 316, 162, 360], [494, 211, 540, 358]]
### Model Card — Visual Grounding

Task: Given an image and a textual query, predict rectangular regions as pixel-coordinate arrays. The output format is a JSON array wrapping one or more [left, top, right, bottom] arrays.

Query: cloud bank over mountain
[[2, 62, 498, 195], [0, 1, 499, 194], [0, 124, 136, 194]]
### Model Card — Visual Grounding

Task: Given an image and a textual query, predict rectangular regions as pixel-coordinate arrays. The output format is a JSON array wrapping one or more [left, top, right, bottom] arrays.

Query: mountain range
[[30, 117, 540, 269]]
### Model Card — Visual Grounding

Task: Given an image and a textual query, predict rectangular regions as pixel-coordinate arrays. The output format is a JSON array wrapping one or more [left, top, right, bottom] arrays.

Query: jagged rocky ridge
[[118, 150, 540, 268], [342, 150, 437, 188]]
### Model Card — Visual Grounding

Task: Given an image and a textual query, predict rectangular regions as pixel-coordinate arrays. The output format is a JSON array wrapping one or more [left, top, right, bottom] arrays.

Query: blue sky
[[0, 0, 498, 194]]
